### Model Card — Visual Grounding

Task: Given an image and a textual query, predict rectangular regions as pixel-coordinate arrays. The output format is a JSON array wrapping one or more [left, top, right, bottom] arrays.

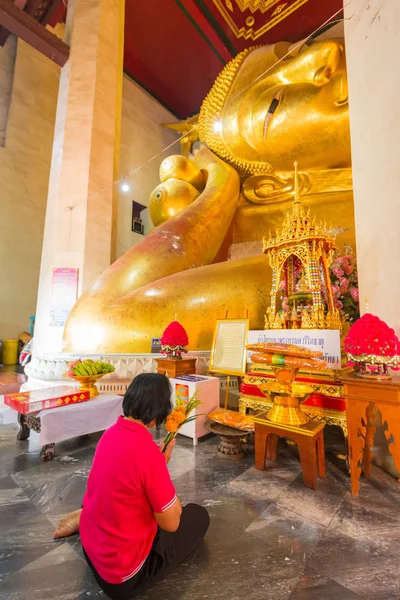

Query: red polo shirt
[[80, 417, 176, 584]]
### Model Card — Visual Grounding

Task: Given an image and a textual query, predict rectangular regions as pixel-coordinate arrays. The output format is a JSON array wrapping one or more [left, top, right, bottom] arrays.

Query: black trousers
[[83, 504, 210, 600]]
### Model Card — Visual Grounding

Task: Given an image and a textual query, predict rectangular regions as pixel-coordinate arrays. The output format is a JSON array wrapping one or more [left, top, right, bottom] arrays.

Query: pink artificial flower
[[335, 300, 343, 310], [350, 287, 359, 301], [282, 297, 289, 312], [279, 280, 286, 292], [332, 267, 344, 278], [343, 264, 353, 275], [340, 279, 349, 295]]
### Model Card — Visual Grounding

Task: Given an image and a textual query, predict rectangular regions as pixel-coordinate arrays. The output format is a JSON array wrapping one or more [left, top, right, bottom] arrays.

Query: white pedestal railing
[[22, 352, 211, 392]]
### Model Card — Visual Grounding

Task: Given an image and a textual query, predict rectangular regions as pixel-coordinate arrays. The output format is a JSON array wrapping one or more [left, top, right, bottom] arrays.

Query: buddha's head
[[198, 40, 350, 176]]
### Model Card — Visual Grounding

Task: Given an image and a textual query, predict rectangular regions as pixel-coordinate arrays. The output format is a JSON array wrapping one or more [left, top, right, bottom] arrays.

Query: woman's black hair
[[122, 373, 172, 427]]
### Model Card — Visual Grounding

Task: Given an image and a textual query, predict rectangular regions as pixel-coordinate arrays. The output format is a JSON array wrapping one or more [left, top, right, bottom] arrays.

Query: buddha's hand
[[149, 149, 239, 228]]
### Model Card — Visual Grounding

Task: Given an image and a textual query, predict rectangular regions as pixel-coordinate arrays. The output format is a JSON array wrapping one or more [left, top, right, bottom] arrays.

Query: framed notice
[[209, 319, 250, 376], [49, 268, 79, 326]]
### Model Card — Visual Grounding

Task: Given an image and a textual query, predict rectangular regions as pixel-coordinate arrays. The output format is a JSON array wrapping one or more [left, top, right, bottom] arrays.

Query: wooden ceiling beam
[[0, 0, 69, 66]]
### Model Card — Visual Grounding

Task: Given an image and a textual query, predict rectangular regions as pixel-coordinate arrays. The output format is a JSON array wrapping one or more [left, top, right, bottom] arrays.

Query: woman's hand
[[159, 438, 176, 464]]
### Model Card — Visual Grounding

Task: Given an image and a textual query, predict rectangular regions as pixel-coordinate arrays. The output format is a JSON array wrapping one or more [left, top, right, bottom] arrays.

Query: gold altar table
[[240, 371, 348, 439]]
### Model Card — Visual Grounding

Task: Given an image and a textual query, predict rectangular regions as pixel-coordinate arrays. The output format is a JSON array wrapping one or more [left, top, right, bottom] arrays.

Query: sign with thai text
[[247, 329, 342, 370], [151, 338, 162, 353], [50, 268, 79, 327]]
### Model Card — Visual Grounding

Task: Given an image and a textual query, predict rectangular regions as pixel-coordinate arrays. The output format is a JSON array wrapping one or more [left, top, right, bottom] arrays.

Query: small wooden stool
[[254, 416, 326, 490]]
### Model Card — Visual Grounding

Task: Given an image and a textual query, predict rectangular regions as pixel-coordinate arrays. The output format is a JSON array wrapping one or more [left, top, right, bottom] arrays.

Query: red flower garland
[[161, 321, 189, 357], [344, 313, 399, 361]]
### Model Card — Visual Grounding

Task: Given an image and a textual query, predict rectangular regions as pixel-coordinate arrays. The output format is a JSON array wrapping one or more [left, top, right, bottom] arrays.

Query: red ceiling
[[197, 0, 343, 53], [51, 0, 343, 119]]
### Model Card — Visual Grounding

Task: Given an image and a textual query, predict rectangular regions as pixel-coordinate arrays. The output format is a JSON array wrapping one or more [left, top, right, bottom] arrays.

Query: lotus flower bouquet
[[162, 390, 201, 451]]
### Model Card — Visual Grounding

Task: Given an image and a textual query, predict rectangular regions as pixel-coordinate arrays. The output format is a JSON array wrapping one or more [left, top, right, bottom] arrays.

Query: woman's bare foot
[[53, 509, 82, 539]]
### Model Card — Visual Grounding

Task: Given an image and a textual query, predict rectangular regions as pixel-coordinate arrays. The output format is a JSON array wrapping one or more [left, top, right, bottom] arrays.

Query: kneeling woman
[[54, 373, 210, 599]]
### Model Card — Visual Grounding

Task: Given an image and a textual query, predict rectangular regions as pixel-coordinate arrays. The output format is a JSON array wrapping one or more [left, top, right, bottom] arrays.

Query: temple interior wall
[[0, 41, 178, 340]]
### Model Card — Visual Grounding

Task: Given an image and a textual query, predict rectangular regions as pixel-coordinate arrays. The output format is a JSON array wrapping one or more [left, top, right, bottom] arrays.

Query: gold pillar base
[[259, 382, 314, 427], [266, 396, 309, 426]]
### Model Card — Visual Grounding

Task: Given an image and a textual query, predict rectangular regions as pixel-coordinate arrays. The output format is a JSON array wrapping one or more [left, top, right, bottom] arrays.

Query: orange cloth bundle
[[208, 408, 255, 431], [250, 353, 326, 370], [246, 342, 323, 359]]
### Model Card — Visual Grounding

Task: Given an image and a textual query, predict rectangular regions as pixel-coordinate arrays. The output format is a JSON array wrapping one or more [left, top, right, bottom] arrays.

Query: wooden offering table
[[254, 415, 326, 490], [343, 374, 400, 495], [156, 357, 197, 379]]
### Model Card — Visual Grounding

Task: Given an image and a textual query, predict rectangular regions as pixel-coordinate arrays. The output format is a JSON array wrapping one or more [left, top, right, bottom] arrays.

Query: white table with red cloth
[[3, 393, 123, 460]]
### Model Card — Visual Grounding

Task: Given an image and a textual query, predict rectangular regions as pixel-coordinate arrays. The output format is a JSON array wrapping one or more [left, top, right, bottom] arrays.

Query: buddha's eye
[[268, 97, 280, 115], [264, 88, 283, 139]]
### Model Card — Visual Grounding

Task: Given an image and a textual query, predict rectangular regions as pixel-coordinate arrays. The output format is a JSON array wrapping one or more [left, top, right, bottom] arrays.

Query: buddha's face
[[219, 41, 350, 172]]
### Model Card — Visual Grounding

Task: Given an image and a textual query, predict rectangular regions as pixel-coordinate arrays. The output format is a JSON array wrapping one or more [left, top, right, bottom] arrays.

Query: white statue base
[[23, 351, 211, 393]]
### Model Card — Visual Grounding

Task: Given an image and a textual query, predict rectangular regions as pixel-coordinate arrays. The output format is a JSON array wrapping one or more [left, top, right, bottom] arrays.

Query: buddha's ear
[[287, 38, 309, 58], [162, 116, 199, 158], [243, 171, 311, 205]]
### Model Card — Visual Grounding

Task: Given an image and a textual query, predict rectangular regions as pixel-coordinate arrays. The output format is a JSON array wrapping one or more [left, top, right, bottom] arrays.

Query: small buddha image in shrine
[[263, 163, 341, 331]]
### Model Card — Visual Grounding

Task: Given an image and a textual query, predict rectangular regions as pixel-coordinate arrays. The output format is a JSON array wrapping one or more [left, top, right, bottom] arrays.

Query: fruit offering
[[66, 359, 115, 377]]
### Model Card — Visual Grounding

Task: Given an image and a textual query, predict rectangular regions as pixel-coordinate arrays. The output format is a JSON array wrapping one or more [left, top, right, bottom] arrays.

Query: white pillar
[[344, 0, 400, 334], [33, 0, 124, 356]]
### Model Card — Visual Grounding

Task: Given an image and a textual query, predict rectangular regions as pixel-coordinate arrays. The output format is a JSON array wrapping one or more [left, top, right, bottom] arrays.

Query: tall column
[[33, 0, 124, 356], [344, 0, 400, 334]]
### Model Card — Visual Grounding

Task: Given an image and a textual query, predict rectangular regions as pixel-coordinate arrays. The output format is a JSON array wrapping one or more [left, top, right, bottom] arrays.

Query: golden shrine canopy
[[263, 163, 341, 331]]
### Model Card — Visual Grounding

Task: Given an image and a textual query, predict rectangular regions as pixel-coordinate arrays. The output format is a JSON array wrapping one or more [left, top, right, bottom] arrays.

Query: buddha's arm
[[63, 148, 240, 351], [84, 148, 239, 300]]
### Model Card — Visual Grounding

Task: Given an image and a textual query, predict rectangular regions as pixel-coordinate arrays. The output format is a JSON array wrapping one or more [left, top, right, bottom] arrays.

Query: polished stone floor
[[1, 415, 400, 600]]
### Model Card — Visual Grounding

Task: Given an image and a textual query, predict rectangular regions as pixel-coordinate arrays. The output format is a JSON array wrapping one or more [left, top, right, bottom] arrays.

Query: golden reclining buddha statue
[[63, 39, 353, 354]]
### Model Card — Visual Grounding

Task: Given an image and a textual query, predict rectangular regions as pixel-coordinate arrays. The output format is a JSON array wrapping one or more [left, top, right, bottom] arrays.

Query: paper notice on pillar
[[49, 268, 79, 326], [247, 330, 342, 370]]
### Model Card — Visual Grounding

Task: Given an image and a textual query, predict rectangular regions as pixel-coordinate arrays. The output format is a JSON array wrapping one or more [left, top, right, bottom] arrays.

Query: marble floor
[[1, 418, 400, 600]]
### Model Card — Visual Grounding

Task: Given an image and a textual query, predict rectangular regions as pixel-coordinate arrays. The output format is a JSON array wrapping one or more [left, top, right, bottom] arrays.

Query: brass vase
[[65, 374, 105, 398], [258, 367, 313, 427]]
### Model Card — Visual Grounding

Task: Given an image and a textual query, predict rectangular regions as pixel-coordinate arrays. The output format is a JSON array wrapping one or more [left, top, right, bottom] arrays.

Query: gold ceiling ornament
[[212, 0, 310, 40], [162, 116, 199, 157], [263, 162, 341, 331], [198, 47, 275, 179], [271, 3, 288, 16], [233, 0, 281, 14]]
